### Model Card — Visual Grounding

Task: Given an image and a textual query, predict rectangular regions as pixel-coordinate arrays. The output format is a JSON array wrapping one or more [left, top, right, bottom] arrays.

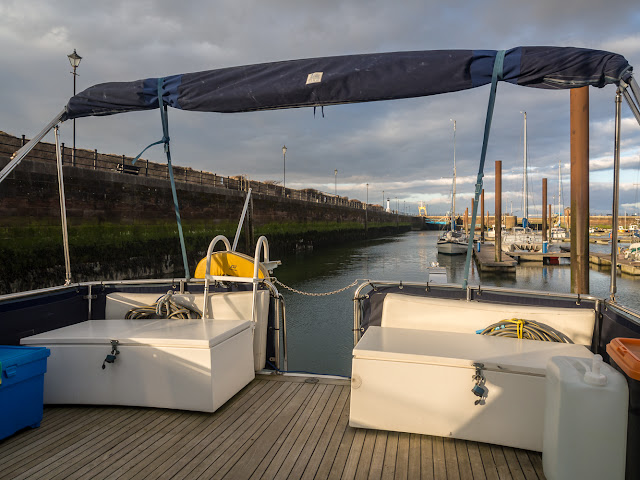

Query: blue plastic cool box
[[0, 345, 50, 440]]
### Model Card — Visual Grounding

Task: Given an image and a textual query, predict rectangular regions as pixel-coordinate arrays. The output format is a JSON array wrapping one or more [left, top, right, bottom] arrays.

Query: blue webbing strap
[[462, 50, 505, 290], [131, 140, 164, 165], [132, 78, 191, 279], [158, 78, 191, 280]]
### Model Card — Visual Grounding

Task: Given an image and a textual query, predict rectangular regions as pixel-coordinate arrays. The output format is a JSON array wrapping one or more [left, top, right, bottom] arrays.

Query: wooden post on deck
[[495, 161, 502, 262], [570, 86, 590, 294], [542, 178, 548, 242], [466, 206, 470, 236]]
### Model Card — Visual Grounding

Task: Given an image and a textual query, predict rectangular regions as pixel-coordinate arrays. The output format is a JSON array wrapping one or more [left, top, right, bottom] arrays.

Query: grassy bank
[[0, 220, 410, 294]]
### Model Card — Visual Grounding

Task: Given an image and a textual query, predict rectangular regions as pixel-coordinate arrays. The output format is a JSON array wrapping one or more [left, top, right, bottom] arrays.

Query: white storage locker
[[350, 326, 593, 451], [22, 319, 255, 413]]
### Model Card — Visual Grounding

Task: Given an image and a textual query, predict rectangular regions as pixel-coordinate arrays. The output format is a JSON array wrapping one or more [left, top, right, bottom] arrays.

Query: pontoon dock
[[472, 243, 517, 273]]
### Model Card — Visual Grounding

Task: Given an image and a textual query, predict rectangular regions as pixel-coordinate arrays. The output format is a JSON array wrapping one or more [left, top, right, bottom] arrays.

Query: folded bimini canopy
[[61, 46, 633, 120]]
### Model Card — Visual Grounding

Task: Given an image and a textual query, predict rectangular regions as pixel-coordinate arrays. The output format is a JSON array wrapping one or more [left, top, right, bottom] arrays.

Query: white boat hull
[[436, 240, 467, 255], [550, 228, 567, 240]]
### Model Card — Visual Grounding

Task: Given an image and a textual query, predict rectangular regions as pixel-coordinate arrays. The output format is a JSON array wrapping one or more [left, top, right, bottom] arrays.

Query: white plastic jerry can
[[543, 355, 628, 480]]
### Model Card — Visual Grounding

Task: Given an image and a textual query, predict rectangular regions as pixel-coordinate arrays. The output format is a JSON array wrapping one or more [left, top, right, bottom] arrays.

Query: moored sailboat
[[437, 119, 468, 255]]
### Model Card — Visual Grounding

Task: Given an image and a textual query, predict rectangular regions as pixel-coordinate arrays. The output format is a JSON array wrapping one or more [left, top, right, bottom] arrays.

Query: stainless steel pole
[[610, 88, 622, 301], [232, 188, 252, 252], [72, 67, 76, 166], [365, 183, 368, 235], [54, 126, 72, 285], [0, 110, 65, 184]]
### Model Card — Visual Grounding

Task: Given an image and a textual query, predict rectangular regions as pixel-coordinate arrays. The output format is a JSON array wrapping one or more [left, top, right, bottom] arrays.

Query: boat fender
[[101, 340, 120, 370]]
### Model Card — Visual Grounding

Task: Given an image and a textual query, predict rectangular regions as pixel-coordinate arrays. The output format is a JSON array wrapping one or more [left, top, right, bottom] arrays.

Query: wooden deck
[[0, 375, 546, 480]]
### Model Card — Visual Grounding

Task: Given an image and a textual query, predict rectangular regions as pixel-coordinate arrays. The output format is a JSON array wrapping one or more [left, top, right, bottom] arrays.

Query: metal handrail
[[202, 235, 232, 318], [251, 236, 270, 326], [603, 300, 640, 325], [201, 234, 285, 372]]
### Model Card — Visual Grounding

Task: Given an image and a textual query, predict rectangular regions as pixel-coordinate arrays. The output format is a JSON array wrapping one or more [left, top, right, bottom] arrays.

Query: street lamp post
[[395, 196, 398, 226], [334, 169, 338, 196], [365, 183, 369, 234], [67, 49, 82, 166], [282, 145, 287, 196]]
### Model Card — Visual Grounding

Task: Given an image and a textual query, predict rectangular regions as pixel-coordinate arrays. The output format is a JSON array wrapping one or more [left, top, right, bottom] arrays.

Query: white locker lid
[[21, 319, 252, 349], [353, 326, 593, 375]]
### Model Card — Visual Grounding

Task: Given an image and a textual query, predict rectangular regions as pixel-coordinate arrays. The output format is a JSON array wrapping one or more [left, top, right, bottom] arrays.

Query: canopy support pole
[[54, 126, 72, 285], [0, 109, 65, 185], [630, 76, 640, 107], [622, 77, 640, 126], [232, 188, 252, 252], [462, 50, 505, 290], [610, 88, 623, 301]]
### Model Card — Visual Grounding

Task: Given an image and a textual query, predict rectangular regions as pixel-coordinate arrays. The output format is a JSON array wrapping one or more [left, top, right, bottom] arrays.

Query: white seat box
[[349, 326, 593, 451], [104, 291, 271, 371], [21, 319, 255, 412]]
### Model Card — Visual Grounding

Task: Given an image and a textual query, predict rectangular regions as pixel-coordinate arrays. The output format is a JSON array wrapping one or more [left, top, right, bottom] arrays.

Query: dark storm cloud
[[0, 0, 639, 215]]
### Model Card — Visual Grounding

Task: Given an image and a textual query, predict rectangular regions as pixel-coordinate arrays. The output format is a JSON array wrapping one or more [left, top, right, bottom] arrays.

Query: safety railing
[[0, 134, 384, 213]]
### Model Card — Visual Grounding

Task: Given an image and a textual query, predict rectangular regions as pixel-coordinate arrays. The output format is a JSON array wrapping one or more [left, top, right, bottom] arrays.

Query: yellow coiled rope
[[479, 318, 573, 343]]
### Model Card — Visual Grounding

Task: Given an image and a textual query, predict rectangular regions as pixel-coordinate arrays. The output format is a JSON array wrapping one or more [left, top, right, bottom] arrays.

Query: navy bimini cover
[[62, 46, 632, 121]]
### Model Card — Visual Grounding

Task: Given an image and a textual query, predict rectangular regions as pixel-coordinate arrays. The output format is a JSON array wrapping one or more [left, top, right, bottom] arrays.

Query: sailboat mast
[[452, 119, 457, 231], [522, 111, 528, 222], [558, 159, 562, 227]]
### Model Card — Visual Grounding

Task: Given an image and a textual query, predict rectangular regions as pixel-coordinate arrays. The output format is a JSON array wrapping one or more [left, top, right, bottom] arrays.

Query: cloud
[[0, 0, 639, 217]]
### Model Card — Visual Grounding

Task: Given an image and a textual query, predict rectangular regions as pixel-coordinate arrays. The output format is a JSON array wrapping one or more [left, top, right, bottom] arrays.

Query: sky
[[1, 0, 640, 216]]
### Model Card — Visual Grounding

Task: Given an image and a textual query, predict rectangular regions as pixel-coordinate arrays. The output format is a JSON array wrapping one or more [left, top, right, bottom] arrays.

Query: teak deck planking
[[0, 375, 545, 480]]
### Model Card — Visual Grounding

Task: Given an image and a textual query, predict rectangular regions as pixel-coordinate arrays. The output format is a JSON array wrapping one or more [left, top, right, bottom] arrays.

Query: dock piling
[[495, 161, 502, 262]]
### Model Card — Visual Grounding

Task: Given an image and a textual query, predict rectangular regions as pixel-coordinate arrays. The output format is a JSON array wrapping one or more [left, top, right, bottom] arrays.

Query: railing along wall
[[0, 133, 385, 213]]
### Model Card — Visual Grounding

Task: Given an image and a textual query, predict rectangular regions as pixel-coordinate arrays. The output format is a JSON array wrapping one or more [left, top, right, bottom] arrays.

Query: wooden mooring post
[[495, 160, 502, 262], [570, 86, 589, 294], [542, 178, 547, 242]]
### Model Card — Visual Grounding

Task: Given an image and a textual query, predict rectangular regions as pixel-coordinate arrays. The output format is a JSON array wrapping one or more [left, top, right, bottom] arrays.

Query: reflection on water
[[275, 231, 640, 377]]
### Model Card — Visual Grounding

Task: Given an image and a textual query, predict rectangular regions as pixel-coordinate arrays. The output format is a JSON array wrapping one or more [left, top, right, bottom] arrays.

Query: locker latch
[[471, 362, 487, 406], [102, 340, 120, 369]]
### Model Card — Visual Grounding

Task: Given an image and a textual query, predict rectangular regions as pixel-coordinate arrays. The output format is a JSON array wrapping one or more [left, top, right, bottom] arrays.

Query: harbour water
[[275, 230, 640, 377]]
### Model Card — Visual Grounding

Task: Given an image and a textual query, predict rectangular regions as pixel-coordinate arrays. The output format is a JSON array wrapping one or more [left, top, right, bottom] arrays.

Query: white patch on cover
[[306, 72, 323, 84]]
